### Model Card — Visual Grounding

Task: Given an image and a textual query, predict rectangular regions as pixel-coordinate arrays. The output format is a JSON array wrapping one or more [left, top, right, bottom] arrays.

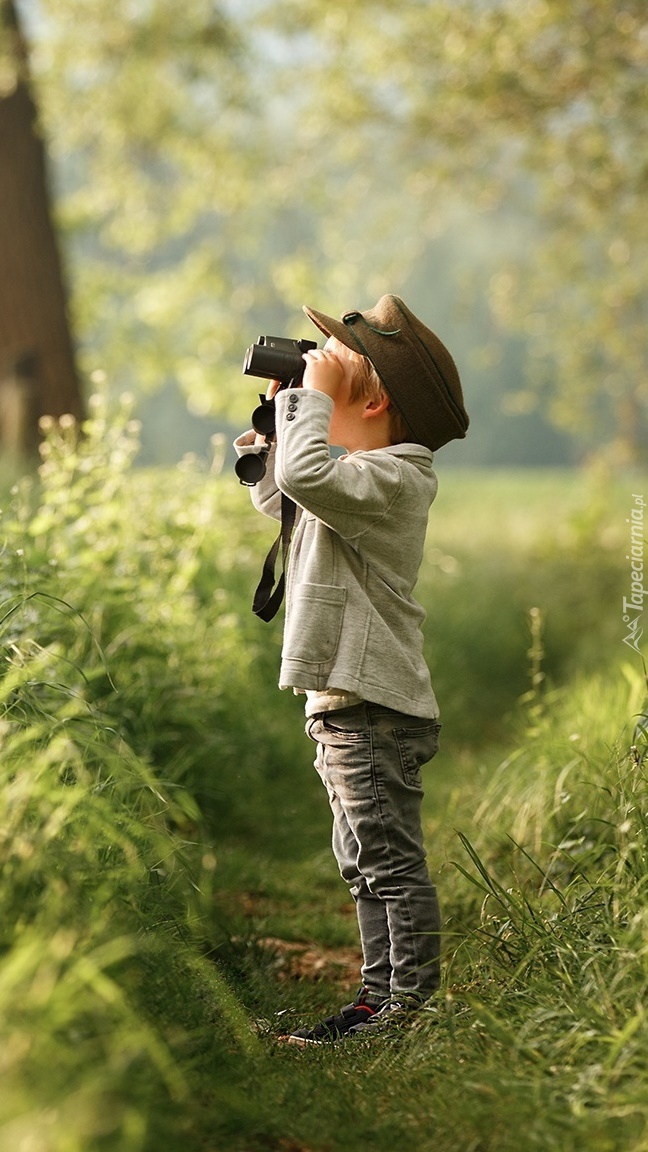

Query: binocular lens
[[235, 452, 268, 486], [252, 402, 277, 437]]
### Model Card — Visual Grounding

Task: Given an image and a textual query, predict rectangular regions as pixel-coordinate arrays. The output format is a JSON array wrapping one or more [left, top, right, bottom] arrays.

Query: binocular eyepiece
[[235, 335, 318, 486]]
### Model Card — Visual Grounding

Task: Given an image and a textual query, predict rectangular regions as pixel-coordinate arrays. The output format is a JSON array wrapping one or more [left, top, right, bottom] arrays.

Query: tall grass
[[0, 399, 645, 1149], [0, 402, 260, 1148], [0, 648, 193, 1148], [207, 664, 648, 1152]]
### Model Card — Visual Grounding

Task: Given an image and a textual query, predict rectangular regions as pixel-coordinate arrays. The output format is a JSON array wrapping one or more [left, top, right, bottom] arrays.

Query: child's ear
[[363, 394, 391, 420]]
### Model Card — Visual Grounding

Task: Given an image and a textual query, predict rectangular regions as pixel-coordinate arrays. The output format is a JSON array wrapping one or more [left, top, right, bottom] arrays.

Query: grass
[[0, 399, 646, 1150]]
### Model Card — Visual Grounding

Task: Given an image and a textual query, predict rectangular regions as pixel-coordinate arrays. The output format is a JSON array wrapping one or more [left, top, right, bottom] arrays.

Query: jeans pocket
[[394, 721, 441, 786], [310, 706, 370, 747], [305, 716, 322, 742], [305, 712, 365, 740]]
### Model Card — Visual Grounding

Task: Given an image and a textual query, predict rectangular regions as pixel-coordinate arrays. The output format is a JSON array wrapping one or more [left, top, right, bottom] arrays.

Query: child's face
[[301, 336, 389, 452]]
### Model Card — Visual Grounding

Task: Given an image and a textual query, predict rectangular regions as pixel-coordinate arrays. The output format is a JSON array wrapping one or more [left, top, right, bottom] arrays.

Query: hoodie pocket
[[284, 583, 346, 665]]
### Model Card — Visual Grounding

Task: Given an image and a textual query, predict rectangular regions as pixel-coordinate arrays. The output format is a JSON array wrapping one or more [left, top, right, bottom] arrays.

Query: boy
[[235, 295, 469, 1043]]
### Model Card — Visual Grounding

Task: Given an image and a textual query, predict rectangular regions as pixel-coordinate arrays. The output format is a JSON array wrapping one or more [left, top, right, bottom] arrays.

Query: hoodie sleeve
[[233, 431, 282, 521], [273, 389, 403, 540]]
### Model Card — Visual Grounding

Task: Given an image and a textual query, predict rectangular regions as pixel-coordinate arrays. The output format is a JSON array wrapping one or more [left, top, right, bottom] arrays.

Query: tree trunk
[[0, 0, 83, 456]]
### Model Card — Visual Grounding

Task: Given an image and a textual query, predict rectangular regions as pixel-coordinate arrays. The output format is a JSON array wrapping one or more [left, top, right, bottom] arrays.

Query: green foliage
[[0, 648, 195, 1147], [0, 408, 645, 1148], [15, 0, 646, 458], [261, 0, 648, 460], [3, 395, 330, 839], [28, 0, 262, 411], [209, 673, 648, 1152], [0, 403, 263, 1148], [419, 466, 629, 742]]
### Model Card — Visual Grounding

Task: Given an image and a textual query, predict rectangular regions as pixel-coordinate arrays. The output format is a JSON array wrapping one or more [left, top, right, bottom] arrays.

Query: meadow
[[0, 398, 646, 1151]]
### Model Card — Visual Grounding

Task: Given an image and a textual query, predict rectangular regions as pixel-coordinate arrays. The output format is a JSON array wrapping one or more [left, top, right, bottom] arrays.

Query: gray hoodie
[[235, 388, 439, 719]]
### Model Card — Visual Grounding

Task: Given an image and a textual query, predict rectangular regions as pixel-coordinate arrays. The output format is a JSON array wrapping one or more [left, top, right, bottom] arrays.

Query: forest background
[[2, 0, 647, 467], [0, 2, 647, 1151]]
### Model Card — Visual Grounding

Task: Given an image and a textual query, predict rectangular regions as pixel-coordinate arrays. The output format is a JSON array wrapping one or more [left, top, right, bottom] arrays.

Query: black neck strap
[[252, 493, 298, 621]]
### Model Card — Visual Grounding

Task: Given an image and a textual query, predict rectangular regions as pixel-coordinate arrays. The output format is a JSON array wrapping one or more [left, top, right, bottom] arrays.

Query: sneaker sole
[[277, 1034, 325, 1047]]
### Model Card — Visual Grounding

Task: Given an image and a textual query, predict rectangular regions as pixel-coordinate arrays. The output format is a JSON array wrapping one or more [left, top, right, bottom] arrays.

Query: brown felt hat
[[303, 294, 469, 452]]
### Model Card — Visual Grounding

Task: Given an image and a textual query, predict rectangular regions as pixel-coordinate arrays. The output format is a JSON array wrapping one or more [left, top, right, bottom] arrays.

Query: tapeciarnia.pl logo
[[623, 493, 646, 654]]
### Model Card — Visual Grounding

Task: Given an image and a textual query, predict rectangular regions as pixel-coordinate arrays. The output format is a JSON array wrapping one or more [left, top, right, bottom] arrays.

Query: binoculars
[[235, 335, 317, 486]]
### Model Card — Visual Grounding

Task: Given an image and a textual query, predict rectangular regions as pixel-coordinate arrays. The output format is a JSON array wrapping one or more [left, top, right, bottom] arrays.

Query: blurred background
[[1, 0, 646, 471], [1, 7, 647, 1146]]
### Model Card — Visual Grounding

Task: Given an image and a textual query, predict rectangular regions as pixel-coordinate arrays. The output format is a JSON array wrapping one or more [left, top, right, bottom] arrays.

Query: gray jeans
[[306, 702, 441, 1001]]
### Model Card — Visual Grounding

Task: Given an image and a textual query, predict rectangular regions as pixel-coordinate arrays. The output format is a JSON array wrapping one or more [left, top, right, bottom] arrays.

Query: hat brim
[[302, 305, 360, 355]]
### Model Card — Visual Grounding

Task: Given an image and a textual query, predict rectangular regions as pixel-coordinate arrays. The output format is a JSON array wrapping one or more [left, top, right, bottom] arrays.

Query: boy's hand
[[301, 348, 345, 399]]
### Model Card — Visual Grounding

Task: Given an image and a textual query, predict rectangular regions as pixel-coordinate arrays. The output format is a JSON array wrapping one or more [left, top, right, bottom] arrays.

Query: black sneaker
[[283, 990, 387, 1046], [346, 995, 423, 1038]]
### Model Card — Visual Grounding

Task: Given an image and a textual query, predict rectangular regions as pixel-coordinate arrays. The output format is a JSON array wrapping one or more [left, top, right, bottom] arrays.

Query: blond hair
[[346, 348, 414, 446]]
